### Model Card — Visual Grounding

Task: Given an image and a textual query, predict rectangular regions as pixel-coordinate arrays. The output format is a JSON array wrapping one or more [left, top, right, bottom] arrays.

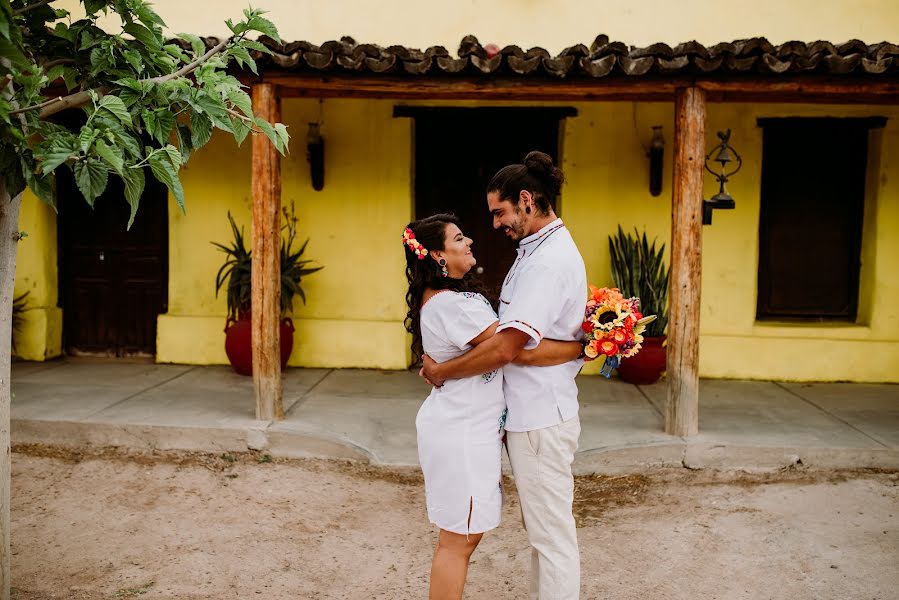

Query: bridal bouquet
[[582, 286, 656, 377]]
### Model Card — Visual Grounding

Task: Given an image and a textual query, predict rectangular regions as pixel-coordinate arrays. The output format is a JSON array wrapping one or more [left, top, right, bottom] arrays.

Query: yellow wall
[[13, 191, 62, 361], [14, 97, 899, 382], [157, 99, 412, 369], [57, 0, 899, 54], [565, 102, 899, 381]]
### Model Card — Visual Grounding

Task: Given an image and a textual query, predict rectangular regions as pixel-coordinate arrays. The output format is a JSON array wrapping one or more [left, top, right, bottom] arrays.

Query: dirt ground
[[10, 445, 899, 600]]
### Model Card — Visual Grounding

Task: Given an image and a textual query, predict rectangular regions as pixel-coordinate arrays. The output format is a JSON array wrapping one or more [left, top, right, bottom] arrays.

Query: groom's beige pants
[[507, 415, 581, 600]]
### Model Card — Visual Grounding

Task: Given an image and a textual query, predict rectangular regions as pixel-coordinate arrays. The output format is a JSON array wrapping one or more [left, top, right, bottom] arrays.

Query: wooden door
[[406, 107, 573, 298], [57, 169, 169, 356]]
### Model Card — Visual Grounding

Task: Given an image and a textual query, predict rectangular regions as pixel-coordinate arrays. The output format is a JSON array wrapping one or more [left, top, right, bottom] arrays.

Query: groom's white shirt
[[496, 218, 586, 432]]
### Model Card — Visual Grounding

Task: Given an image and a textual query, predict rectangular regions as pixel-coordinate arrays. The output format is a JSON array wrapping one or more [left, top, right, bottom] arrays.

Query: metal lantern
[[306, 122, 325, 191], [702, 129, 741, 225]]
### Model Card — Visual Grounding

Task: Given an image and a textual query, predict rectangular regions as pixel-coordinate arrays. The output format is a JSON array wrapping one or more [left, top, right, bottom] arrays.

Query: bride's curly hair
[[403, 214, 489, 367]]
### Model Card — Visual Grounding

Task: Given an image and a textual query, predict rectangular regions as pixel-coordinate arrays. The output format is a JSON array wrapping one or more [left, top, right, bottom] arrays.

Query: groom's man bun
[[523, 151, 564, 200], [487, 150, 563, 215]]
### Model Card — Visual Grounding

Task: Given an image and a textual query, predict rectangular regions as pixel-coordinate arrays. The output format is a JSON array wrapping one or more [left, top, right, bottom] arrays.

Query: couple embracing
[[403, 151, 587, 599]]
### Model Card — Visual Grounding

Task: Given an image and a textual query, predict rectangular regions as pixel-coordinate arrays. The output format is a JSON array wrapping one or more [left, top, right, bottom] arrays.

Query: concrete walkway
[[10, 359, 899, 473]]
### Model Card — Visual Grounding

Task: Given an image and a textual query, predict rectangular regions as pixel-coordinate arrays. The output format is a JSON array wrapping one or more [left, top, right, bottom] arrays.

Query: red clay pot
[[224, 315, 295, 376], [616, 335, 666, 385]]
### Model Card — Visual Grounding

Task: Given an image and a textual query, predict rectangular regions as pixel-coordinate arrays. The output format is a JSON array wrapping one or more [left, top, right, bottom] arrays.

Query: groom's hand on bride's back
[[420, 355, 444, 387]]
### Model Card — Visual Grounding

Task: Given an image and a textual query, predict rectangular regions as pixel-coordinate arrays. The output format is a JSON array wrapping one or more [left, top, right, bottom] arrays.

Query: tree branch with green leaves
[[0, 0, 289, 229]]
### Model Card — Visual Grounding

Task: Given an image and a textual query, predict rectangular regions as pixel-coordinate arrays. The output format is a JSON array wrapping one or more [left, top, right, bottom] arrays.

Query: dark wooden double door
[[408, 107, 572, 298], [57, 169, 168, 356]]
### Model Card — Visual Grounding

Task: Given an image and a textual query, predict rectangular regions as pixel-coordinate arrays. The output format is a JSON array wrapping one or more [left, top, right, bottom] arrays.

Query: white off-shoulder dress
[[416, 291, 506, 535]]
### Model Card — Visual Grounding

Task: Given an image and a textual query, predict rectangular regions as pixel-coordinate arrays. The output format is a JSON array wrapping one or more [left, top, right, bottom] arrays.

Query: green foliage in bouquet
[[608, 226, 669, 337], [213, 204, 322, 321]]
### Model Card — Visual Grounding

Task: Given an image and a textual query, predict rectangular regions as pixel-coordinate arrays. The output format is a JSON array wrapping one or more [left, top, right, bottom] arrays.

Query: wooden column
[[666, 86, 706, 437], [251, 82, 284, 421]]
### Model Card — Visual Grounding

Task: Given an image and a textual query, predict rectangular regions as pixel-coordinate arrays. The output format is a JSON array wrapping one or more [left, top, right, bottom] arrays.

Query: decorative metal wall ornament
[[648, 125, 664, 196], [702, 129, 741, 225], [306, 122, 325, 191]]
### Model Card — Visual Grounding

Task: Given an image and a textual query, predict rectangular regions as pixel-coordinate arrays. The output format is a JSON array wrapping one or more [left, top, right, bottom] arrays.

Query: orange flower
[[612, 329, 628, 345], [599, 340, 619, 356], [584, 341, 599, 359]]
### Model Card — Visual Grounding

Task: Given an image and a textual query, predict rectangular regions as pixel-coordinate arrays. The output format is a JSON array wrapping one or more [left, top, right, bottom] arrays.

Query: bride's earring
[[438, 258, 448, 278]]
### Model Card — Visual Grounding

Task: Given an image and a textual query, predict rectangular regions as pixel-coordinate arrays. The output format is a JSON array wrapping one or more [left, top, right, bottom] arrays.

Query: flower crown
[[403, 227, 428, 260]]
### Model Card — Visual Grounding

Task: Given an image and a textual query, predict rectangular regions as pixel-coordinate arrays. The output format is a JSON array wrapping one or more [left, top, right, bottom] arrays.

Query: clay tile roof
[[189, 34, 899, 78]]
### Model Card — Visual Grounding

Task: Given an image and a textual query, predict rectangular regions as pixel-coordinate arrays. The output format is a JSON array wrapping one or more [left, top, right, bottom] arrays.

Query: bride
[[403, 213, 582, 599]]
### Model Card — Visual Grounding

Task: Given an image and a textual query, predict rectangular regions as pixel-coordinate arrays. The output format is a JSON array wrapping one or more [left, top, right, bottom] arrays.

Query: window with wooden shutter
[[756, 117, 885, 321]]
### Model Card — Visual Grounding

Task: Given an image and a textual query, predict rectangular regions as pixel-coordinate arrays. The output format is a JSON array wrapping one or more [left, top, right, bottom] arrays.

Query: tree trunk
[[666, 86, 706, 438], [0, 179, 22, 600], [250, 83, 284, 421]]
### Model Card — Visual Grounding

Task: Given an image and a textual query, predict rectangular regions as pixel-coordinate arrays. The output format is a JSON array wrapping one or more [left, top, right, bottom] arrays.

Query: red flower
[[581, 321, 594, 334], [599, 340, 619, 356]]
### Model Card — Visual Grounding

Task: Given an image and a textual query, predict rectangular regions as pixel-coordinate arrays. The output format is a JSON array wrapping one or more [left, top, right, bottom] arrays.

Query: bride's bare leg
[[429, 529, 484, 600]]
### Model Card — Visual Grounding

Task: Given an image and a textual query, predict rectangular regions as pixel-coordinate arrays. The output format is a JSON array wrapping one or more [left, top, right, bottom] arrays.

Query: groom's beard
[[501, 210, 528, 242]]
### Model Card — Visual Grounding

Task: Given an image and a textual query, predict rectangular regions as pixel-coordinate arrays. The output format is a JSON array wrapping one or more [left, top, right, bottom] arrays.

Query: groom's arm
[[421, 328, 530, 386]]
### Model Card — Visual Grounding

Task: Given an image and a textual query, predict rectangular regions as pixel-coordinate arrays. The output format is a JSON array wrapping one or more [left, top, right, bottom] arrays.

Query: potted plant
[[213, 205, 322, 375], [608, 226, 669, 384]]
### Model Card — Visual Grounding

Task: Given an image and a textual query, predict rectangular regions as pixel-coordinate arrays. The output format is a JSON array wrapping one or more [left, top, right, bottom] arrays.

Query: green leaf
[[274, 123, 289, 154], [228, 45, 257, 74], [175, 123, 193, 162], [225, 18, 248, 36], [254, 117, 285, 154], [149, 151, 184, 212], [231, 117, 250, 146], [94, 139, 123, 174], [226, 88, 253, 117], [73, 158, 108, 206], [123, 22, 161, 50], [122, 166, 145, 230], [193, 92, 232, 132], [45, 63, 65, 83], [39, 141, 78, 174], [21, 159, 55, 207], [98, 94, 132, 126], [154, 109, 175, 146], [161, 143, 182, 170], [177, 32, 206, 57], [122, 48, 143, 73], [79, 127, 98, 153], [241, 39, 273, 55], [134, 3, 166, 29], [84, 0, 107, 16], [189, 111, 213, 148], [247, 15, 281, 43]]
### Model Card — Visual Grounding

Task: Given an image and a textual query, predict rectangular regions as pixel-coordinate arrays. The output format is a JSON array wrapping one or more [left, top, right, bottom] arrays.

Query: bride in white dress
[[403, 214, 582, 600]]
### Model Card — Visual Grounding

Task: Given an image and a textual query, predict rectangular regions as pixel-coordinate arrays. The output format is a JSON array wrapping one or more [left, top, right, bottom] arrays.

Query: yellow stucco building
[[14, 0, 899, 382]]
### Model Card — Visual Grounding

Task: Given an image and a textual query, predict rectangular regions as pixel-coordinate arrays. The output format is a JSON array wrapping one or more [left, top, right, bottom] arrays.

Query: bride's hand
[[420, 355, 444, 387]]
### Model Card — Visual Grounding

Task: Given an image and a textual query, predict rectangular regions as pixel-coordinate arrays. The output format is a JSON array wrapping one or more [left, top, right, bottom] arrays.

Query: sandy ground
[[9, 445, 899, 600]]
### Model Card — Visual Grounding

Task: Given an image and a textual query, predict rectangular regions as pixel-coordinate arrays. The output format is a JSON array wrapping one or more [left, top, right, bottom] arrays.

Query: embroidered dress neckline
[[420, 289, 453, 310]]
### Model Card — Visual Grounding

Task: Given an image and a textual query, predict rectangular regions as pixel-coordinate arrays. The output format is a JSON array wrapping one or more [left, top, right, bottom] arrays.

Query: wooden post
[[666, 86, 706, 437], [251, 82, 284, 421]]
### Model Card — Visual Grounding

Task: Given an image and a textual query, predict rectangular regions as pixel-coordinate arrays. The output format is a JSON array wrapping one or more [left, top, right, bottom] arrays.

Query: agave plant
[[608, 226, 669, 337], [213, 205, 322, 321]]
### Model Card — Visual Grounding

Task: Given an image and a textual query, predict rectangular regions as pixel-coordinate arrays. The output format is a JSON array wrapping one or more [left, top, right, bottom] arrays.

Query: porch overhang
[[243, 34, 898, 434]]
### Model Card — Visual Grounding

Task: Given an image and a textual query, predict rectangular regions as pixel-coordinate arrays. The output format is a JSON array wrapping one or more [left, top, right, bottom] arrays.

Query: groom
[[421, 151, 586, 599]]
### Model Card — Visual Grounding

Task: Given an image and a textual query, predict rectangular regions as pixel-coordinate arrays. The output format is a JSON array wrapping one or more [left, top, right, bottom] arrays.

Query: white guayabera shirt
[[496, 218, 587, 432]]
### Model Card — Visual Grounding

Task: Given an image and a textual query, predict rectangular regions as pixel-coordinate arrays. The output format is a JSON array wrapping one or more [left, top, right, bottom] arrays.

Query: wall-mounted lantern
[[306, 122, 325, 191], [702, 129, 741, 225], [648, 125, 664, 196]]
